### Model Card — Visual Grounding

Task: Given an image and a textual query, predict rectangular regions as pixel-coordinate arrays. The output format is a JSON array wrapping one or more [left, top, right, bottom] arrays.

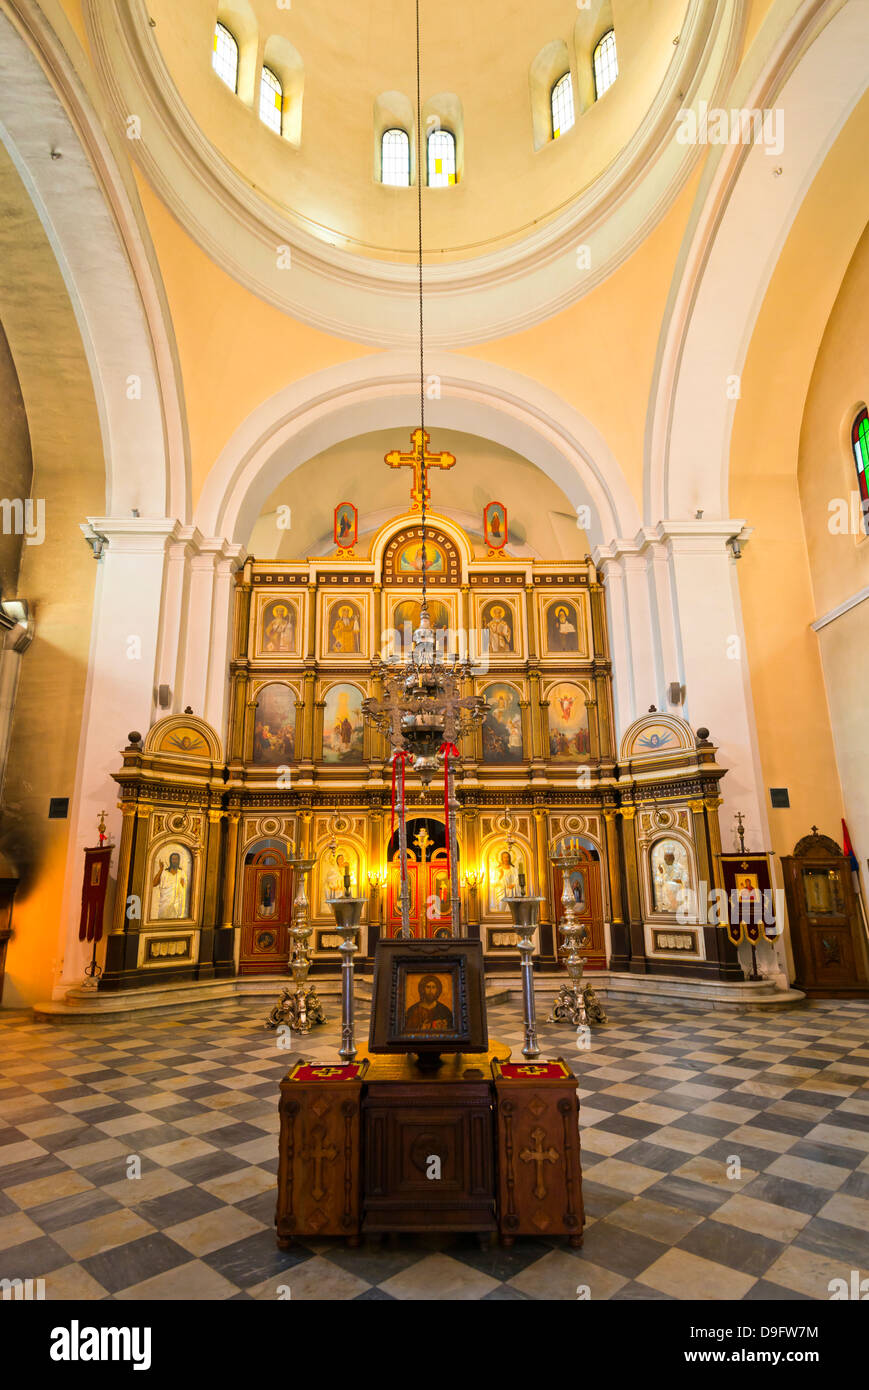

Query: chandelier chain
[[415, 0, 428, 610]]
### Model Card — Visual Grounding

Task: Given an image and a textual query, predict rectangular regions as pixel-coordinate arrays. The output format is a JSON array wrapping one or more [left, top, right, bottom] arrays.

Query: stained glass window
[[550, 73, 575, 140], [427, 128, 456, 186], [382, 128, 411, 186], [260, 66, 283, 134], [593, 30, 619, 99], [853, 408, 869, 533], [212, 22, 239, 93]]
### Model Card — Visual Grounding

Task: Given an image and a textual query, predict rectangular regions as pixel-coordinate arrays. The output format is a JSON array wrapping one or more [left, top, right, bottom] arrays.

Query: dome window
[[593, 30, 619, 99], [427, 127, 456, 186], [382, 129, 411, 187], [260, 66, 283, 134], [550, 73, 575, 140], [212, 22, 239, 94]]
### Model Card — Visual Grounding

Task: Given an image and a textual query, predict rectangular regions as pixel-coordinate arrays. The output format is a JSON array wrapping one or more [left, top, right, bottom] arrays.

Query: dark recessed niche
[[769, 788, 790, 809], [48, 798, 69, 819]]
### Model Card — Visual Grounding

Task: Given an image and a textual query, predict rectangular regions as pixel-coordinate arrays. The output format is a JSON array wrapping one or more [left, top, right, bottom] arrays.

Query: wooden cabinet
[[493, 1060, 584, 1246], [363, 1080, 495, 1233], [782, 831, 869, 997], [276, 1062, 366, 1247], [275, 1048, 585, 1246]]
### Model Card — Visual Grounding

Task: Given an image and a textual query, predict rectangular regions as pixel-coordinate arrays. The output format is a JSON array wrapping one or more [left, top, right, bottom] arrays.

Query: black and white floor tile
[[0, 998, 867, 1300]]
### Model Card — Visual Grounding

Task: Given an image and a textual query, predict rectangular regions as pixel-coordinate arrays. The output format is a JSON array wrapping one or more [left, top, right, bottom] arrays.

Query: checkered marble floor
[[0, 997, 867, 1301]]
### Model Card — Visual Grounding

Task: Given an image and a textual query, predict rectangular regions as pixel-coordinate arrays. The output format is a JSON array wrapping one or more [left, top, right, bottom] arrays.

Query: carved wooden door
[[240, 847, 294, 973]]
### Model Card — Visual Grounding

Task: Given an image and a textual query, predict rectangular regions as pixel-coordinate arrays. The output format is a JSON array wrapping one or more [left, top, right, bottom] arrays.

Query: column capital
[[655, 519, 752, 555]]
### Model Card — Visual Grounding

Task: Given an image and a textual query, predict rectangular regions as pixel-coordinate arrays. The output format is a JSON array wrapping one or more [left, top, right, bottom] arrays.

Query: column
[[110, 803, 138, 933], [659, 520, 767, 849], [532, 807, 554, 959], [620, 807, 647, 973], [56, 519, 177, 995], [222, 811, 241, 930], [603, 809, 627, 970]]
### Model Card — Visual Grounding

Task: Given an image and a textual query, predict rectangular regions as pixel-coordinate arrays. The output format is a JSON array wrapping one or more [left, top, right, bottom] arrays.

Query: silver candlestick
[[548, 854, 607, 1027], [265, 855, 326, 1034], [329, 895, 366, 1061], [504, 893, 544, 1059]]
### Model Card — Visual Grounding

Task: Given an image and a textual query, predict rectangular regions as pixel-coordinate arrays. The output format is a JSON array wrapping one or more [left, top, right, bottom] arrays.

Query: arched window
[[212, 22, 239, 93], [593, 30, 619, 99], [550, 72, 575, 140], [853, 408, 869, 531], [382, 128, 411, 187], [260, 66, 283, 134], [427, 128, 456, 186]]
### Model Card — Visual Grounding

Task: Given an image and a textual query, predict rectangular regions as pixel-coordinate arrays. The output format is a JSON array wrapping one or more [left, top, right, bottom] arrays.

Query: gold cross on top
[[384, 428, 456, 511]]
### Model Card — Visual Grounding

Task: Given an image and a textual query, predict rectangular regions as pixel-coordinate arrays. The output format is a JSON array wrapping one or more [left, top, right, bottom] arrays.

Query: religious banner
[[484, 501, 508, 553], [719, 853, 777, 945], [79, 846, 112, 944]]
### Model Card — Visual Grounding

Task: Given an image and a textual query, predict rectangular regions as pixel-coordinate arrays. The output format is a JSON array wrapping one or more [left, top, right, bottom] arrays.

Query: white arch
[[196, 352, 640, 548], [0, 1, 188, 517], [648, 0, 869, 521]]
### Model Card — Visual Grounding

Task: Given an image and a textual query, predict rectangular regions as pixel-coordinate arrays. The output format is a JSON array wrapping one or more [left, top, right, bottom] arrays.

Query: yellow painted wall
[[729, 92, 869, 864], [0, 151, 104, 1008], [798, 218, 869, 890]]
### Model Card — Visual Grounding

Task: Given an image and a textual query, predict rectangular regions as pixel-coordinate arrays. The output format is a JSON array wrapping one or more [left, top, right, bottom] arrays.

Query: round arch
[[647, 0, 869, 522], [0, 2, 188, 518], [195, 351, 640, 549]]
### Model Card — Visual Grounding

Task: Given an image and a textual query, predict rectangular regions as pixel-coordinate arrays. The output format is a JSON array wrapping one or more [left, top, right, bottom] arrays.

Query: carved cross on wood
[[384, 428, 456, 511], [301, 1125, 338, 1201], [519, 1126, 560, 1200]]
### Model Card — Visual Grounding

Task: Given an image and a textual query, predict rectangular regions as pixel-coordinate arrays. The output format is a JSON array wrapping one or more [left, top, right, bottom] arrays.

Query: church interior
[[0, 0, 868, 1315]]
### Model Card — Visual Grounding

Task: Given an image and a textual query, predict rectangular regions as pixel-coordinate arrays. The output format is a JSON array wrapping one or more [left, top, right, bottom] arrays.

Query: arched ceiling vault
[[0, 0, 190, 519], [648, 0, 867, 523]]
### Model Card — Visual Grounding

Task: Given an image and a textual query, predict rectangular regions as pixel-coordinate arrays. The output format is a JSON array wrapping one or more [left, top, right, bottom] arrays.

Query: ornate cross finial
[[384, 428, 456, 511]]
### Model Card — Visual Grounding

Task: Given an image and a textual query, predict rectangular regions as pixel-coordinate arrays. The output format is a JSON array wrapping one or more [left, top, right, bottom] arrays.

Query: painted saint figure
[[404, 975, 454, 1033], [263, 603, 296, 653], [652, 843, 689, 915], [547, 602, 580, 653], [330, 604, 361, 654], [484, 603, 513, 654], [152, 850, 189, 920]]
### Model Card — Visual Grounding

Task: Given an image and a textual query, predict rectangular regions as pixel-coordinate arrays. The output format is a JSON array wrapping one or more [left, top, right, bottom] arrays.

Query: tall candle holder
[[329, 895, 366, 1060], [504, 890, 543, 1059], [265, 854, 327, 1034], [548, 854, 607, 1027]]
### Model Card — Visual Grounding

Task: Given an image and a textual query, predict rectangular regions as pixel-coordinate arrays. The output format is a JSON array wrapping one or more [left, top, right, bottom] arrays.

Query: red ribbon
[[439, 742, 459, 899], [390, 750, 411, 845]]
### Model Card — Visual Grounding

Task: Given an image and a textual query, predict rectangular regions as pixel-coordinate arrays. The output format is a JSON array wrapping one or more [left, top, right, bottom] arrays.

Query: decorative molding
[[82, 0, 744, 347]]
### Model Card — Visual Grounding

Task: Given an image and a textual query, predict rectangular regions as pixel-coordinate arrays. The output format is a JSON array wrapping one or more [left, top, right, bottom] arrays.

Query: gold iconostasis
[[104, 509, 737, 993]]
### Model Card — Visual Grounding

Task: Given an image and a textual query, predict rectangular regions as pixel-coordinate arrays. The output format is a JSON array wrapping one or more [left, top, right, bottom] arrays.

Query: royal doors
[[386, 822, 454, 939]]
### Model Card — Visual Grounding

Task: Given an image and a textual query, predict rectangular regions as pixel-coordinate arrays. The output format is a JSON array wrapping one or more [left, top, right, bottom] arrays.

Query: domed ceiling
[[85, 0, 746, 343]]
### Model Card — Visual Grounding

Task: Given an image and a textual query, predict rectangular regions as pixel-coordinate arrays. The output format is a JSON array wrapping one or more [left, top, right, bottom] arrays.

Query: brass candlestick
[[329, 895, 366, 1061], [265, 855, 326, 1034], [548, 854, 607, 1027], [504, 891, 543, 1059]]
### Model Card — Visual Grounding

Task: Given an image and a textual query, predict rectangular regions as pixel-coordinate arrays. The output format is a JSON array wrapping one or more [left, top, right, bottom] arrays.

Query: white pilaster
[[55, 519, 179, 993], [205, 549, 245, 735], [657, 520, 767, 848]]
